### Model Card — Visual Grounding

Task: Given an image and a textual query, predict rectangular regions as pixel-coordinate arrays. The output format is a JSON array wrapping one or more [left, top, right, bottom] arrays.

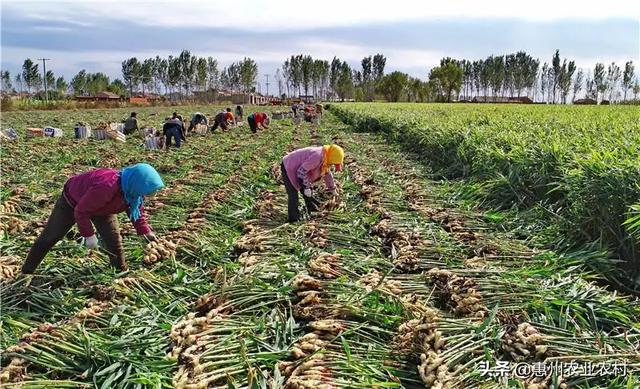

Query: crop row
[[329, 103, 640, 289]]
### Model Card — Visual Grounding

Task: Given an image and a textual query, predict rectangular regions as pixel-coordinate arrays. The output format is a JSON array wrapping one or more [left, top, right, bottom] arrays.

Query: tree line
[[1, 49, 638, 104], [121, 50, 258, 98]]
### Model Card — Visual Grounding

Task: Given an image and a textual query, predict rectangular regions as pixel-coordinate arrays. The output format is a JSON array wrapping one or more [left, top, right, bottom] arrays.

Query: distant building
[[75, 91, 121, 101], [232, 93, 276, 105], [129, 93, 162, 103], [299, 95, 315, 104], [573, 98, 597, 105], [96, 91, 121, 100]]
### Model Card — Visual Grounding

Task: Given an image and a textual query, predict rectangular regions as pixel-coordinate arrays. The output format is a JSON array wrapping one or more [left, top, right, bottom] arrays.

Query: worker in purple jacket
[[281, 144, 344, 222], [21, 163, 164, 274]]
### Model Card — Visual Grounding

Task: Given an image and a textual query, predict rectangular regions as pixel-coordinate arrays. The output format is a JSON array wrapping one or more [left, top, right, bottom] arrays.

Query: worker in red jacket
[[21, 163, 165, 274], [247, 112, 270, 133]]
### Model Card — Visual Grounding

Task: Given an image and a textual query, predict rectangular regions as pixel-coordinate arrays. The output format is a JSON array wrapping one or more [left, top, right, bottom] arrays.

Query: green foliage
[[428, 62, 463, 102], [377, 71, 409, 102], [331, 103, 640, 273]]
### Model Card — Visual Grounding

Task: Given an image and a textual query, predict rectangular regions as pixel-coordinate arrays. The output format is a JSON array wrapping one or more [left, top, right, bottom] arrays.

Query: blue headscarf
[[119, 163, 164, 222]]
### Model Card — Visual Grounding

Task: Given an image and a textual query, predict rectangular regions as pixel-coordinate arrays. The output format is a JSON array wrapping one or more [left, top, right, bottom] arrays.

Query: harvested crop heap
[[0, 198, 20, 214], [0, 256, 21, 280], [143, 237, 177, 264], [0, 358, 27, 384], [303, 222, 329, 247], [253, 189, 277, 218], [371, 218, 424, 271], [502, 322, 548, 361], [0, 216, 27, 236], [427, 268, 487, 318], [308, 252, 343, 279], [358, 269, 403, 295]]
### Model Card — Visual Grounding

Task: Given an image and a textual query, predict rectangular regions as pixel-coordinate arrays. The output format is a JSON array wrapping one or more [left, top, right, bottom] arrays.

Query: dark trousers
[[211, 119, 229, 132], [22, 195, 126, 274], [248, 116, 257, 133], [281, 163, 320, 222], [165, 127, 182, 148]]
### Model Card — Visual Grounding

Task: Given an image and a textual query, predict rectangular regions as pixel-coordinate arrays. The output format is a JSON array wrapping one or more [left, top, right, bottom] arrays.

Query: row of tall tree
[[2, 50, 638, 103], [121, 50, 258, 98], [3, 59, 70, 99], [278, 54, 387, 101], [456, 50, 637, 103]]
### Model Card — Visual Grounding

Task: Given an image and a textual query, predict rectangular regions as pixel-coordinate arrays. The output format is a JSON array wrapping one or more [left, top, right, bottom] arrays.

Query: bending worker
[[163, 116, 184, 148], [188, 112, 208, 132], [247, 111, 270, 133], [211, 109, 235, 132], [22, 163, 164, 273], [123, 112, 139, 135], [281, 144, 344, 222]]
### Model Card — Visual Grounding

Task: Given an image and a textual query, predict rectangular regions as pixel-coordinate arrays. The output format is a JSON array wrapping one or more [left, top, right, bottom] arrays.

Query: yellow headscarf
[[322, 144, 344, 175]]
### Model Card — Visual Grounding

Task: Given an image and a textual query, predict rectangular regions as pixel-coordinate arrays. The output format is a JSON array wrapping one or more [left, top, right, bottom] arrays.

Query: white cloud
[[3, 0, 639, 31], [31, 26, 74, 32]]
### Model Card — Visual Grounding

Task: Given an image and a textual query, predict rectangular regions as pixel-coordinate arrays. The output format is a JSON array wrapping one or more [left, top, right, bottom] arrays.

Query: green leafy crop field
[[1, 106, 639, 388], [331, 103, 640, 281]]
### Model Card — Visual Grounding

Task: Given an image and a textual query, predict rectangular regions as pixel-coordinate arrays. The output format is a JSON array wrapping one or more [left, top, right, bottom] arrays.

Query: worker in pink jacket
[[21, 163, 164, 274], [281, 144, 344, 222]]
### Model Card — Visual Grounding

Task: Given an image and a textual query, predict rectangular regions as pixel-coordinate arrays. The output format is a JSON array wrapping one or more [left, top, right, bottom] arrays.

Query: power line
[[264, 74, 270, 96], [37, 58, 51, 102]]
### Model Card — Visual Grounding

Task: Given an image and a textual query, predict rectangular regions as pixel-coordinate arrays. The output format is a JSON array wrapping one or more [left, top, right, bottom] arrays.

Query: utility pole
[[264, 74, 270, 96], [38, 58, 51, 102]]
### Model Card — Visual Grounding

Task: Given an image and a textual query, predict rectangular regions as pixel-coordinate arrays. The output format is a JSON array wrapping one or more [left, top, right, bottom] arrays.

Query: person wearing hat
[[21, 163, 165, 274], [281, 144, 344, 222], [247, 111, 270, 133], [123, 112, 139, 135]]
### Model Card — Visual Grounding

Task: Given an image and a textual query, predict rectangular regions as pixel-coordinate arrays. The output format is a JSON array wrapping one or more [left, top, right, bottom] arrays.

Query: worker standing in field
[[163, 117, 184, 148], [315, 103, 323, 117], [235, 105, 244, 124], [281, 144, 344, 222], [247, 112, 270, 133], [123, 112, 139, 135], [291, 102, 299, 117], [211, 109, 235, 132], [187, 112, 208, 132], [21, 163, 164, 274]]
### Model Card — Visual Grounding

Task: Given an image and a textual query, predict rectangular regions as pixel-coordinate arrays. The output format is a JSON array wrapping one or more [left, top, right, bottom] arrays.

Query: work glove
[[144, 232, 157, 242], [84, 235, 99, 249], [303, 188, 312, 197]]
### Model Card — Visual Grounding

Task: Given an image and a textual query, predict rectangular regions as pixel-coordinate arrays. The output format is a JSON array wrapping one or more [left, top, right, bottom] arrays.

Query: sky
[[1, 0, 639, 93]]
